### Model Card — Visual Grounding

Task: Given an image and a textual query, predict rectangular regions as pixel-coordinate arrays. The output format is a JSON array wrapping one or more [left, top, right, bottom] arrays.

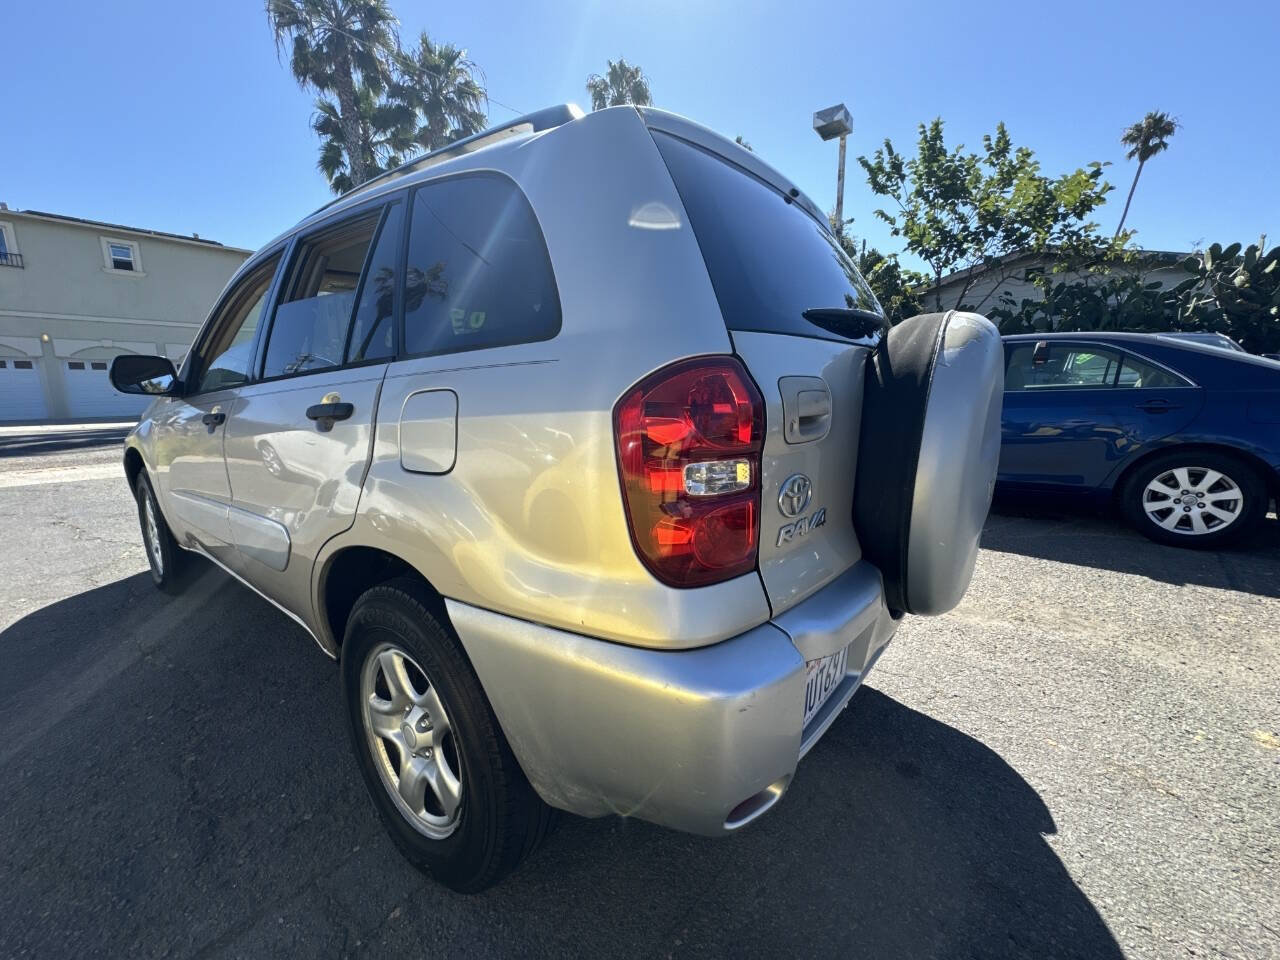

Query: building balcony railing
[[0, 251, 23, 268]]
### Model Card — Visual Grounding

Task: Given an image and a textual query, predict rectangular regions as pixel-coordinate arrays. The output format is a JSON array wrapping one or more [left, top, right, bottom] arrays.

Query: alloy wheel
[[360, 643, 464, 839], [142, 492, 164, 575], [1141, 466, 1243, 536]]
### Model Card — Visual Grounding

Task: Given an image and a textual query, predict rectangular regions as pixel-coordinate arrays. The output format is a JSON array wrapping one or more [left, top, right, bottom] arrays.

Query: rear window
[[402, 174, 560, 358], [652, 131, 882, 342]]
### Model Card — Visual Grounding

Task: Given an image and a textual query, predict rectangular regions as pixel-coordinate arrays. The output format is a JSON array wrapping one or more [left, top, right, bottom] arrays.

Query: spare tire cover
[[852, 311, 1004, 615]]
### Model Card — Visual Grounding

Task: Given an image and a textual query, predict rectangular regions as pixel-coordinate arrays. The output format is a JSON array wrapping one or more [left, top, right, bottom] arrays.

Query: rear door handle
[[306, 401, 354, 431], [201, 412, 225, 431], [1137, 399, 1181, 413]]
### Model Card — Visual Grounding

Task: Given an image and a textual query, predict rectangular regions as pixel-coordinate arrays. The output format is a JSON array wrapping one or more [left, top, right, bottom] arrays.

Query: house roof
[[925, 247, 1192, 292], [2, 208, 253, 254]]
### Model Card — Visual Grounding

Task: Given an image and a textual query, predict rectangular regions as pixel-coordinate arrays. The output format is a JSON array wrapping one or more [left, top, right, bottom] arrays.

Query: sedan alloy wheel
[[1141, 466, 1243, 536]]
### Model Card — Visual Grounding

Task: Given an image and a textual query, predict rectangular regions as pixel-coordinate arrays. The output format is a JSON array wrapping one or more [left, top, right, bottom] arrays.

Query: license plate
[[803, 644, 850, 728]]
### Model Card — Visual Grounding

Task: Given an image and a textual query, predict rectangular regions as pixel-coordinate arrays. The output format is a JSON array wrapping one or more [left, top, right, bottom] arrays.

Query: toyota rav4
[[111, 104, 1004, 891]]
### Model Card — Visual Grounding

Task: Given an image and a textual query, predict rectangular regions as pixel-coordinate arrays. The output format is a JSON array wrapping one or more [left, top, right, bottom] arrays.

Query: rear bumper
[[446, 561, 899, 835]]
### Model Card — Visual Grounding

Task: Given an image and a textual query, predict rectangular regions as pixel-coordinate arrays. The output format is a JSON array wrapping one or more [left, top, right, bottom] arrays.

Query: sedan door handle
[[306, 401, 354, 431], [1136, 399, 1181, 413], [201, 412, 225, 430]]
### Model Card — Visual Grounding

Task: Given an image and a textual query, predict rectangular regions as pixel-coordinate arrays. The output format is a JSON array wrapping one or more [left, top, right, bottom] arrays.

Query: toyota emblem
[[778, 474, 812, 518]]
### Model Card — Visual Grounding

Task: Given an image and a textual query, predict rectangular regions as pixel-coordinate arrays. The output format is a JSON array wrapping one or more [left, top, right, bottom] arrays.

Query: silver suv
[[112, 104, 1004, 891]]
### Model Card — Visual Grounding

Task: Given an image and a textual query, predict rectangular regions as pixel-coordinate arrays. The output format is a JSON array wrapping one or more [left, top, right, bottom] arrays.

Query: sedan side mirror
[[110, 354, 179, 396]]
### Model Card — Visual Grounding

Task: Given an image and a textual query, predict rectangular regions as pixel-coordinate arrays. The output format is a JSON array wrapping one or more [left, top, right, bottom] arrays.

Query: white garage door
[[0, 358, 49, 422], [63, 360, 151, 419]]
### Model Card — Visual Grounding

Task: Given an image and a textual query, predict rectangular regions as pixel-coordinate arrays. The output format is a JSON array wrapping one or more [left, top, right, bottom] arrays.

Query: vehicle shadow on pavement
[[0, 565, 1121, 959], [486, 687, 1124, 960], [0, 428, 130, 458], [983, 495, 1280, 600]]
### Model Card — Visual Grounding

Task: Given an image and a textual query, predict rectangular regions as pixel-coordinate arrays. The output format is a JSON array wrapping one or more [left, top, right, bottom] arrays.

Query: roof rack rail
[[312, 103, 585, 216]]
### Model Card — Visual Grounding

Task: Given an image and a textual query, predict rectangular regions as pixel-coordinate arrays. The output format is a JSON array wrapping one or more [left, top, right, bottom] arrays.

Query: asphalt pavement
[[0, 422, 135, 459], [1, 447, 1277, 959]]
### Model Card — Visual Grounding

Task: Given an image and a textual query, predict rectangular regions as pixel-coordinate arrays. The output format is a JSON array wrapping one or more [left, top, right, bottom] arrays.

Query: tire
[[340, 578, 554, 893], [134, 472, 190, 594], [852, 311, 1004, 614], [1122, 450, 1266, 548]]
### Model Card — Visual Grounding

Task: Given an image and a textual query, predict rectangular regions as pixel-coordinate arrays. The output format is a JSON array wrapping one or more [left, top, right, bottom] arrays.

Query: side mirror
[[110, 355, 179, 396], [1032, 340, 1050, 366]]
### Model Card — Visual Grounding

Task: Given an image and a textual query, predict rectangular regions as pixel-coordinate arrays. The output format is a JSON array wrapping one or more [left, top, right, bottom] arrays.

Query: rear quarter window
[[652, 131, 882, 343], [402, 174, 560, 358]]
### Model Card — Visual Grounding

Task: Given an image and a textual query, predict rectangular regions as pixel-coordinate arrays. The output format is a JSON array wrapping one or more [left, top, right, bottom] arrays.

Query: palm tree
[[266, 0, 399, 188], [392, 32, 488, 152], [313, 85, 416, 194], [1114, 111, 1179, 238], [586, 58, 652, 111]]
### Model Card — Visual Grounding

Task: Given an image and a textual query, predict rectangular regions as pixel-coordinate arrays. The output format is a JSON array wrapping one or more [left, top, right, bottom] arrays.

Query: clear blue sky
[[3, 0, 1276, 263]]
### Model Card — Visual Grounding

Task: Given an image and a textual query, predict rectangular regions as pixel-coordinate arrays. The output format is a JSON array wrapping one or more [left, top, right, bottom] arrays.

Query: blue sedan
[[999, 332, 1280, 546]]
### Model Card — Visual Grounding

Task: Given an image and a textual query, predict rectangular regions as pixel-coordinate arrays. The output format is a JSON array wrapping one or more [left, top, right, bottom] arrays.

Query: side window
[[1004, 343, 1124, 391], [190, 254, 281, 394], [1116, 354, 1185, 389], [345, 202, 404, 364], [262, 213, 380, 379], [402, 175, 560, 358]]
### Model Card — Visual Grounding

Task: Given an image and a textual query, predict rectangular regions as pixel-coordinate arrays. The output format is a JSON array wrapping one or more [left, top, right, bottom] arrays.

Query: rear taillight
[[614, 356, 764, 587]]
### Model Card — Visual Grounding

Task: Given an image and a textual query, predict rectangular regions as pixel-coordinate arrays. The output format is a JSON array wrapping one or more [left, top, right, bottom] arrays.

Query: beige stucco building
[[0, 206, 250, 422], [919, 249, 1193, 317]]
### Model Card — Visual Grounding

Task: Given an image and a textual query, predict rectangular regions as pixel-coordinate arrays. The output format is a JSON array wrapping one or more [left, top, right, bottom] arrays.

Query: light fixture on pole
[[813, 104, 852, 235]]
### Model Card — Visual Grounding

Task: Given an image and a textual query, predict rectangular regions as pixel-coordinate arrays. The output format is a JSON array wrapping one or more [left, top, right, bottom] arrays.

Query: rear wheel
[[134, 472, 189, 593], [340, 578, 554, 892], [1123, 451, 1266, 548]]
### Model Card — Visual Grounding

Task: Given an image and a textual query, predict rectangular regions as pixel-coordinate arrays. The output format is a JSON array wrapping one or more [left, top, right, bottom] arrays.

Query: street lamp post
[[813, 104, 853, 235]]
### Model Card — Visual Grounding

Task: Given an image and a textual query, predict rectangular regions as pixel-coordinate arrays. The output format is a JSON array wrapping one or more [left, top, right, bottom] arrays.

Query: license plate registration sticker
[[803, 644, 850, 728]]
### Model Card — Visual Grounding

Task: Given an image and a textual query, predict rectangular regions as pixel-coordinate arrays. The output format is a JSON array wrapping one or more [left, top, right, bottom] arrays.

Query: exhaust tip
[[724, 776, 791, 831]]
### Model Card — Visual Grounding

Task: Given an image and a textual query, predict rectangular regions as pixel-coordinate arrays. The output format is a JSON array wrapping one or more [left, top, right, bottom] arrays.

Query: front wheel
[[134, 472, 190, 593], [340, 579, 554, 892], [1122, 451, 1266, 548]]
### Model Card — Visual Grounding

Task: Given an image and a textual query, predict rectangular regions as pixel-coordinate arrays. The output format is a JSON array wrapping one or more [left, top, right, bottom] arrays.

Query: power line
[[485, 96, 525, 117]]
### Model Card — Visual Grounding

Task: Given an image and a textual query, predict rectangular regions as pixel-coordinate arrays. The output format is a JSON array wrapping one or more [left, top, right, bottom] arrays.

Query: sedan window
[[1006, 344, 1122, 390], [1006, 343, 1187, 391], [1115, 355, 1187, 388]]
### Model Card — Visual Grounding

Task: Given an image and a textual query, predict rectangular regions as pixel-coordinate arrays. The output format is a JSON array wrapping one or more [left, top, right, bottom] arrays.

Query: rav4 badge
[[776, 507, 827, 547]]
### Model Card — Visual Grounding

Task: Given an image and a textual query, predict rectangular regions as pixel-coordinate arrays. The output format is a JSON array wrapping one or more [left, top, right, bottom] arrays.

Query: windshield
[[652, 131, 883, 343]]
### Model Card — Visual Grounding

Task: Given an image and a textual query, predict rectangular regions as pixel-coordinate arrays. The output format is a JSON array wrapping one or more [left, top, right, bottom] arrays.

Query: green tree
[[392, 32, 487, 152], [734, 135, 753, 152], [313, 84, 416, 194], [830, 222, 927, 324], [266, 0, 399, 189], [586, 58, 652, 110], [1115, 111, 1179, 238], [1178, 240, 1280, 353], [858, 119, 1120, 313], [982, 239, 1280, 354], [858, 247, 929, 324], [986, 270, 1193, 336]]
